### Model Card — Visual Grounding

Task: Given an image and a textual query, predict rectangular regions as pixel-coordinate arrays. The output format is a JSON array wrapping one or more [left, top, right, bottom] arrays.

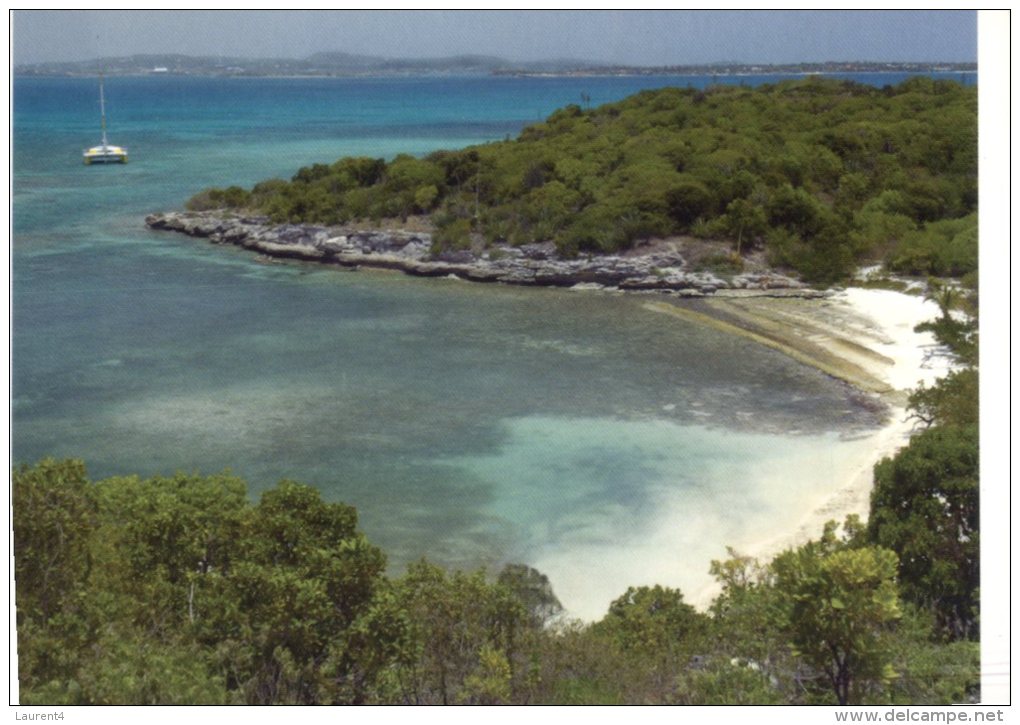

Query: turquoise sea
[[11, 72, 972, 617]]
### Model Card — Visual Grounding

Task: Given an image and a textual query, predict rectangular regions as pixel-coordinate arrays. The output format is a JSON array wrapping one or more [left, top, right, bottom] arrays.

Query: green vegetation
[[13, 448, 979, 704], [914, 279, 979, 366], [869, 426, 978, 641], [189, 77, 976, 284], [872, 277, 979, 644], [772, 523, 902, 706]]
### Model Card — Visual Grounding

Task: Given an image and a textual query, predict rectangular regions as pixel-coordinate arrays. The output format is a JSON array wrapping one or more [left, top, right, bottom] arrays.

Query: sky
[[12, 10, 978, 67]]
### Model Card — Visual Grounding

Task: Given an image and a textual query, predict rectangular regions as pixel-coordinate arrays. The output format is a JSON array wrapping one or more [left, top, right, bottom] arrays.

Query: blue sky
[[12, 10, 977, 66]]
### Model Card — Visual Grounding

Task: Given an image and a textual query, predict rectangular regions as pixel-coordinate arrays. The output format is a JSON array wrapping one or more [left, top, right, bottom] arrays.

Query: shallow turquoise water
[[13, 73, 959, 614]]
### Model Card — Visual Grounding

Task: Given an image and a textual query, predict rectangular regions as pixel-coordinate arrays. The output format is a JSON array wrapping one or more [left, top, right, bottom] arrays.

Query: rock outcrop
[[145, 211, 822, 297]]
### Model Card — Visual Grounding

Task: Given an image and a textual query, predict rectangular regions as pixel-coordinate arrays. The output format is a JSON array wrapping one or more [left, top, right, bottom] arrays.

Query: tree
[[888, 216, 978, 279], [708, 548, 792, 695], [90, 471, 249, 642], [593, 585, 708, 701], [766, 184, 823, 236], [722, 198, 767, 254], [497, 563, 564, 626], [665, 179, 714, 228], [413, 184, 440, 213], [772, 529, 902, 705], [13, 459, 97, 622], [91, 475, 393, 704], [458, 643, 513, 704], [38, 628, 229, 705], [907, 368, 978, 429], [913, 278, 978, 364], [13, 459, 99, 692], [393, 561, 530, 705], [331, 156, 387, 187], [885, 605, 980, 704], [600, 585, 704, 654], [225, 480, 389, 704], [868, 425, 979, 639], [95, 471, 248, 583]]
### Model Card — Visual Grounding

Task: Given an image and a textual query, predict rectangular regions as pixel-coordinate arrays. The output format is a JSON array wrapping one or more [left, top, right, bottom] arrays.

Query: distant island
[[14, 52, 977, 78], [494, 60, 977, 78]]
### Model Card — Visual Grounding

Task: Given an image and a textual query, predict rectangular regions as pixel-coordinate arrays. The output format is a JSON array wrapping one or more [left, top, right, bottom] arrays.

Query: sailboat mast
[[83, 71, 127, 164], [99, 75, 108, 146]]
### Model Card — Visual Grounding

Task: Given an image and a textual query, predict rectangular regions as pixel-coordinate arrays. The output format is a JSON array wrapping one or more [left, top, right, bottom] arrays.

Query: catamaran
[[83, 76, 128, 165]]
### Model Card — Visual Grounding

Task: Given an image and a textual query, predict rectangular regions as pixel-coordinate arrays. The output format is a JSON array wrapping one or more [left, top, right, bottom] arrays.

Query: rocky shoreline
[[145, 211, 824, 298]]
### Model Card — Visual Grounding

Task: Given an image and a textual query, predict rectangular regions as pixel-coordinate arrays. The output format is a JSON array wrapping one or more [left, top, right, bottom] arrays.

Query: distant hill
[[13, 52, 599, 77], [13, 53, 976, 78]]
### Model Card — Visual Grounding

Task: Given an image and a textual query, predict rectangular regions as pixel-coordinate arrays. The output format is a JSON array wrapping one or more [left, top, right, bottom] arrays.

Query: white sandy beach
[[730, 287, 958, 562], [533, 287, 960, 620], [693, 287, 960, 606]]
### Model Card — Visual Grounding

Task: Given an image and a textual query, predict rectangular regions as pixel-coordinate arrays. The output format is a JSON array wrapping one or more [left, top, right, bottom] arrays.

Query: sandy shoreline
[[670, 286, 958, 607], [527, 285, 959, 620]]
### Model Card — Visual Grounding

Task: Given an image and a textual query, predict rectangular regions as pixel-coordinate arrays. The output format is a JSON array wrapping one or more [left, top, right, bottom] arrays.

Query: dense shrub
[[14, 449, 980, 705]]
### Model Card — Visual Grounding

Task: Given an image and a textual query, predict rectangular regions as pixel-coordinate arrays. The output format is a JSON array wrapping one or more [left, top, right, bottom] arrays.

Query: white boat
[[83, 76, 127, 165]]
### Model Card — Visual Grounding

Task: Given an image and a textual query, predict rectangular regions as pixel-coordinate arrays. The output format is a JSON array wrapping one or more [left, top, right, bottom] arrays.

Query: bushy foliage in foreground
[[189, 77, 977, 283], [13, 450, 979, 704]]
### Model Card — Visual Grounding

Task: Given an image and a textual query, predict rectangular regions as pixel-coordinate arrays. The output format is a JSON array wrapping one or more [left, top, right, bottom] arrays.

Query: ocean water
[[11, 72, 967, 617]]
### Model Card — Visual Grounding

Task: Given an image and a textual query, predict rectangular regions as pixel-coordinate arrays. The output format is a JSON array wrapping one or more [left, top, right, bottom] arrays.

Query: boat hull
[[84, 155, 128, 165], [83, 145, 128, 165]]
